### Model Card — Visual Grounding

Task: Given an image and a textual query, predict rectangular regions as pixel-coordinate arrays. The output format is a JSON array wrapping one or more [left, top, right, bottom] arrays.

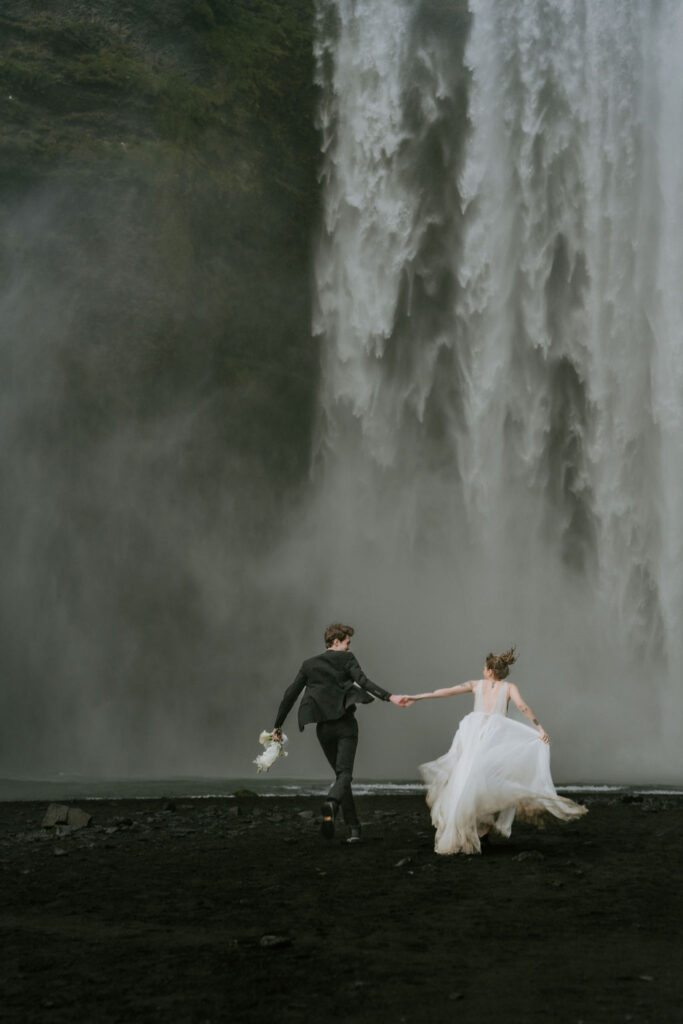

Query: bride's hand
[[538, 729, 550, 744]]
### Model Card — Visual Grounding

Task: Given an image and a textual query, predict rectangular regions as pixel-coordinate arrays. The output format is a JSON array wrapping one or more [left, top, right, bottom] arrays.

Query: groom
[[271, 623, 406, 843]]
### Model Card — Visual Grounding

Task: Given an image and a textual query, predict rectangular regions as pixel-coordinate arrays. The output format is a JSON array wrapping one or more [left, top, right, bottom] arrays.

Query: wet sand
[[1, 792, 680, 1023]]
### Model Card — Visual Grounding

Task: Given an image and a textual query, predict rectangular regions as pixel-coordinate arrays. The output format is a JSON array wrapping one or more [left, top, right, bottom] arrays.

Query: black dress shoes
[[321, 800, 336, 839]]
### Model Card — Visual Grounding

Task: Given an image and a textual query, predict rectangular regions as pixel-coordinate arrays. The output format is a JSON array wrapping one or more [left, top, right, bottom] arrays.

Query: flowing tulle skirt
[[419, 712, 586, 855]]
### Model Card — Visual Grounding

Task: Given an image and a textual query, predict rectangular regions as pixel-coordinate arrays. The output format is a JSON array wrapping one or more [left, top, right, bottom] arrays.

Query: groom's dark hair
[[324, 623, 355, 648]]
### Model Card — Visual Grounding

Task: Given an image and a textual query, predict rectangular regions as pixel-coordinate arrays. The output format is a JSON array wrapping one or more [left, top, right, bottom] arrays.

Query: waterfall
[[307, 0, 683, 782]]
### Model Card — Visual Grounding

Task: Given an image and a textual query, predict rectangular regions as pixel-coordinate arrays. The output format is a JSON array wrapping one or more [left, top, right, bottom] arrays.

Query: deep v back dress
[[419, 680, 586, 854]]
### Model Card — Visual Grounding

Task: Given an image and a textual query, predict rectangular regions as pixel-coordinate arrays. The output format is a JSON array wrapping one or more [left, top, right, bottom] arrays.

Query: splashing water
[[305, 0, 683, 781]]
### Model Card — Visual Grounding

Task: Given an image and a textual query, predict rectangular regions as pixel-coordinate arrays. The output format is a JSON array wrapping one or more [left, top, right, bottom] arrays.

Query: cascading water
[[307, 0, 683, 781]]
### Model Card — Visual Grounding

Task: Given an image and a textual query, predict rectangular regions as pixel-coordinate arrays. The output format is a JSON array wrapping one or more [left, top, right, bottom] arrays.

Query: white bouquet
[[253, 730, 288, 773]]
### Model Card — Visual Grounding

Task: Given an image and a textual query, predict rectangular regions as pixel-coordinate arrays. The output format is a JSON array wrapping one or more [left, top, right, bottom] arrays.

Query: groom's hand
[[389, 695, 412, 708]]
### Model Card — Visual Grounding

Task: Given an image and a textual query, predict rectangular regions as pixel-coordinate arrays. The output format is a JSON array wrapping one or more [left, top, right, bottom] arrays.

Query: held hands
[[390, 694, 418, 707], [390, 694, 411, 707]]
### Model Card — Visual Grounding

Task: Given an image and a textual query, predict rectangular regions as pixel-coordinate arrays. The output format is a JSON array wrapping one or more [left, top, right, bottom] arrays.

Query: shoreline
[[1, 776, 681, 803]]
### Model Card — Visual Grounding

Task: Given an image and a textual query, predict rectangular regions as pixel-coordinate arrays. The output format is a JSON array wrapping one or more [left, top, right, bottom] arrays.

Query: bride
[[404, 648, 586, 855]]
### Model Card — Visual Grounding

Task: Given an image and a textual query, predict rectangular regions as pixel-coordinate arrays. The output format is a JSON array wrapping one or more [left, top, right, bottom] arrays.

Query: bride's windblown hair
[[485, 647, 517, 680]]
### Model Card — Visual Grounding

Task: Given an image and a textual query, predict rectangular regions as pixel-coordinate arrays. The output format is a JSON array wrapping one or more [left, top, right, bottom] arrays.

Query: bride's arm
[[406, 681, 475, 701], [508, 683, 550, 743]]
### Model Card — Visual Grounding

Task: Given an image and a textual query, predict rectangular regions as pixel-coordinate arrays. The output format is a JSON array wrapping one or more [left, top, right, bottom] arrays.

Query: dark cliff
[[0, 0, 319, 487]]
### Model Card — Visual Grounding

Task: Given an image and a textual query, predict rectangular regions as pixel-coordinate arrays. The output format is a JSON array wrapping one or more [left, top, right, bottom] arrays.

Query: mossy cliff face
[[0, 0, 321, 772], [0, 0, 318, 475]]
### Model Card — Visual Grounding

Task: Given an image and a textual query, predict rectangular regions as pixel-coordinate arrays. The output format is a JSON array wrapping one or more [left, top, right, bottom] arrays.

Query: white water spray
[[307, 0, 683, 782]]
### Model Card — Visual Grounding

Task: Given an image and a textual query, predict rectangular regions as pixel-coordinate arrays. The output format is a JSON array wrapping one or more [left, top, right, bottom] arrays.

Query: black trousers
[[316, 709, 359, 827]]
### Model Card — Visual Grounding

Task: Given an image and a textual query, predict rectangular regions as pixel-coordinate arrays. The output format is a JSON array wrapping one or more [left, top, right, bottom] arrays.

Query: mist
[[1, 0, 681, 787], [0, 177, 295, 777]]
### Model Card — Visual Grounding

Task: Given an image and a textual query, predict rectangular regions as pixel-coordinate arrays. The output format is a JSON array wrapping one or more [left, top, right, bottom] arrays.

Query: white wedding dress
[[419, 680, 586, 855]]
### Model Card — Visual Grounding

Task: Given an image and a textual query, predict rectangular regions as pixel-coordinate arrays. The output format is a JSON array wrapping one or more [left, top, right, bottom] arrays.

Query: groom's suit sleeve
[[347, 653, 392, 701], [273, 667, 307, 730]]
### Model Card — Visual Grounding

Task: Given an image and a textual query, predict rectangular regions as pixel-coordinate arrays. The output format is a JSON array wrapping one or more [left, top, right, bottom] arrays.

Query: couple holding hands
[[270, 623, 585, 854]]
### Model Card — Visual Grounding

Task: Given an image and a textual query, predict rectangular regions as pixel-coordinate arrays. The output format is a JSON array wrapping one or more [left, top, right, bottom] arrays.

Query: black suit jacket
[[274, 650, 392, 732]]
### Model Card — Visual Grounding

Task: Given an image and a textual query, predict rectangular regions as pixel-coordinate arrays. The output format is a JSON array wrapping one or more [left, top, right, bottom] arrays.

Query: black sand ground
[[1, 793, 681, 1023]]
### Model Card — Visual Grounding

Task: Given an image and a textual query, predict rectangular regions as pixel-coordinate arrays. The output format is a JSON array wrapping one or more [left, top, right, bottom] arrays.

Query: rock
[[232, 789, 258, 798], [512, 850, 545, 863], [42, 804, 69, 828], [259, 934, 291, 949], [66, 807, 92, 830], [297, 810, 314, 820], [42, 804, 91, 830], [227, 806, 241, 817], [395, 857, 413, 868], [53, 847, 68, 857], [449, 992, 464, 1001], [163, 800, 177, 812]]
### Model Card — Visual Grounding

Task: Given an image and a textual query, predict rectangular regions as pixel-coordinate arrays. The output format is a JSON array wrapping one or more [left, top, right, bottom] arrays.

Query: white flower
[[254, 730, 288, 773]]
